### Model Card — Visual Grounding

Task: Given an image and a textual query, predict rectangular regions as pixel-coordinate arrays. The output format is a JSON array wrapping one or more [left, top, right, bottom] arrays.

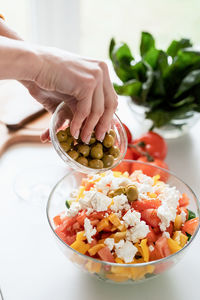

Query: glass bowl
[[49, 102, 127, 174], [46, 160, 200, 284]]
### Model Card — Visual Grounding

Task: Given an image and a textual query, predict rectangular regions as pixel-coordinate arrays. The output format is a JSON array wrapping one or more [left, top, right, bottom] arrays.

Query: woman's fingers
[[95, 62, 118, 140], [80, 78, 104, 143]]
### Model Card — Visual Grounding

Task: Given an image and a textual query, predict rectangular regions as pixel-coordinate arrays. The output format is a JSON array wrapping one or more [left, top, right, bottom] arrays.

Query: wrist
[[0, 36, 43, 81]]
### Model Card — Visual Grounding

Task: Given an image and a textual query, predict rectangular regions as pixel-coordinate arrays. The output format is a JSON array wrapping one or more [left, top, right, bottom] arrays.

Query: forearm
[[0, 36, 41, 81]]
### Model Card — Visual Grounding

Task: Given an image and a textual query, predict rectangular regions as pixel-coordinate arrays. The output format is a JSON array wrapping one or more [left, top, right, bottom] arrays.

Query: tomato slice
[[179, 193, 189, 207], [76, 210, 87, 226], [132, 199, 161, 211], [155, 236, 171, 258], [122, 123, 132, 143], [53, 215, 62, 226], [141, 209, 161, 228], [97, 246, 115, 262], [146, 226, 159, 243], [182, 217, 199, 235]]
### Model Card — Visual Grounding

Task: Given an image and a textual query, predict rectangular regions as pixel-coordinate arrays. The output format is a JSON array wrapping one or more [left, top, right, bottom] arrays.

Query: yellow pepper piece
[[174, 215, 182, 231], [76, 186, 85, 201], [122, 171, 129, 178], [96, 218, 109, 232], [153, 174, 160, 185], [111, 231, 127, 243], [115, 257, 124, 264], [70, 240, 90, 255], [88, 244, 105, 256], [167, 238, 182, 254], [173, 231, 188, 247], [76, 231, 86, 241], [118, 223, 127, 232], [140, 239, 149, 262], [85, 260, 101, 273], [148, 193, 157, 198], [98, 238, 106, 244], [108, 213, 121, 227], [113, 171, 122, 177]]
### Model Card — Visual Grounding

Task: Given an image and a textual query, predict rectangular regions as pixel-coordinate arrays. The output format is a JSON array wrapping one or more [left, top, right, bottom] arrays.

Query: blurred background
[[1, 0, 200, 59]]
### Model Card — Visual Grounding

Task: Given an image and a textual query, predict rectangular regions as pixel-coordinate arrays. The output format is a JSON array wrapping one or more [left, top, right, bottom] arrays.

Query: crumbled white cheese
[[111, 194, 130, 212], [115, 240, 137, 263], [122, 210, 141, 227], [162, 231, 170, 239], [126, 221, 150, 243], [66, 202, 81, 217], [90, 192, 112, 212], [157, 186, 180, 231], [104, 238, 115, 251], [149, 245, 155, 252], [79, 191, 96, 209], [180, 210, 187, 223], [84, 218, 97, 243]]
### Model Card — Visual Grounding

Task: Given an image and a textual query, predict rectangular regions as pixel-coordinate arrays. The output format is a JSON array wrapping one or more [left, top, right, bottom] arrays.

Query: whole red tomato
[[132, 156, 169, 182], [122, 123, 132, 144], [130, 132, 167, 160]]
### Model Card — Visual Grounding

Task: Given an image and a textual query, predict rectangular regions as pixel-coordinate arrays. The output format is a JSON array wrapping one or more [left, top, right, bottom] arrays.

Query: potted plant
[[109, 32, 200, 138]]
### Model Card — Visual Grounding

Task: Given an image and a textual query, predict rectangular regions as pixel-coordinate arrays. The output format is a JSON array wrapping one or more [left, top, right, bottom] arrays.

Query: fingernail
[[98, 132, 105, 142], [84, 135, 91, 144], [74, 130, 80, 139]]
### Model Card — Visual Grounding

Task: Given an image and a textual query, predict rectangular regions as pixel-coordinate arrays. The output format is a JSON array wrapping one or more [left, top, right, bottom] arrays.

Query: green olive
[[90, 145, 103, 159], [113, 187, 126, 197], [107, 190, 115, 198], [77, 144, 90, 157], [89, 133, 96, 145], [102, 154, 114, 168], [88, 159, 104, 169], [66, 136, 74, 146], [60, 142, 71, 152], [103, 134, 114, 148], [57, 130, 68, 142], [125, 185, 138, 202], [109, 129, 116, 139], [109, 146, 120, 158], [95, 142, 103, 149], [66, 127, 72, 137], [67, 150, 79, 160], [76, 156, 89, 167]]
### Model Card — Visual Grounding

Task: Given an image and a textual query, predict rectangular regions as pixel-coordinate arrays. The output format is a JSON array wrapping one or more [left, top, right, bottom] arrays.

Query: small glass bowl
[[46, 160, 200, 284], [49, 102, 127, 174]]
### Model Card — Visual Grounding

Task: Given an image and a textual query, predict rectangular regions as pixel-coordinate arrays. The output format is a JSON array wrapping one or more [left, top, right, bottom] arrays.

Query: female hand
[[27, 48, 118, 143]]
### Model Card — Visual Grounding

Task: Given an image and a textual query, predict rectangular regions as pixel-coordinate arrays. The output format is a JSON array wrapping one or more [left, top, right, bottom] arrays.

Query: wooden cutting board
[[0, 80, 51, 156]]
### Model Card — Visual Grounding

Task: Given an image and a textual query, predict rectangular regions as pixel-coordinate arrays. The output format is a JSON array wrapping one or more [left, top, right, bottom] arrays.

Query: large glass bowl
[[46, 160, 200, 284], [50, 102, 127, 174]]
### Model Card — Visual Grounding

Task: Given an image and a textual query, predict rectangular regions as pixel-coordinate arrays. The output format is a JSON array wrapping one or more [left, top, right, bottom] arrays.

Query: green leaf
[[151, 51, 168, 96], [140, 32, 155, 57], [143, 48, 160, 69], [146, 102, 198, 128], [187, 209, 196, 220], [110, 42, 135, 82], [113, 80, 142, 96], [170, 96, 195, 107], [186, 233, 192, 241], [175, 70, 200, 98], [167, 38, 192, 58], [65, 200, 70, 209], [109, 38, 116, 59]]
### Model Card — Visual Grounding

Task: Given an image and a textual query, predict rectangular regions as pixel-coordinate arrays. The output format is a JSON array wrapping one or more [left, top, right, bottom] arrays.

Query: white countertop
[[0, 87, 200, 300]]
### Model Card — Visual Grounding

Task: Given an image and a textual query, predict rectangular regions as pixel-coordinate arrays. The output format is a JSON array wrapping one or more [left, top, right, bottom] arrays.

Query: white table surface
[[0, 83, 200, 300]]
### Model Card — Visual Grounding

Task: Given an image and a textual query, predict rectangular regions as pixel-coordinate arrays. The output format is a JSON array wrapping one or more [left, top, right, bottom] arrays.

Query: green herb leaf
[[65, 200, 70, 209], [167, 38, 192, 58], [187, 209, 196, 220], [109, 42, 135, 82], [109, 38, 116, 59], [175, 70, 200, 98], [170, 96, 195, 107], [114, 80, 142, 96], [186, 233, 192, 241], [140, 32, 155, 57], [141, 62, 154, 101]]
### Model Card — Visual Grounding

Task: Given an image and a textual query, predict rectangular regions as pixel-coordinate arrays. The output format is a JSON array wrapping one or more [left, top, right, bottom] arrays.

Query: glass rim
[[46, 159, 200, 268], [49, 101, 128, 174]]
